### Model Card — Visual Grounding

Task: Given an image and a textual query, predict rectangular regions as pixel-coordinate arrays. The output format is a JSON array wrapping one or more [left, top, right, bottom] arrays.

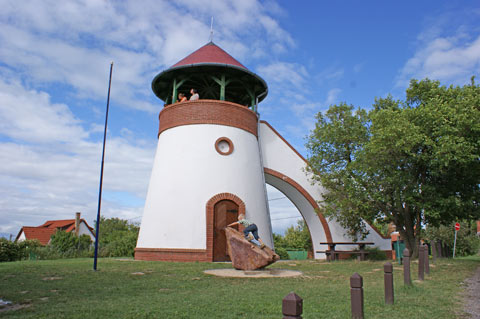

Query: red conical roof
[[171, 42, 247, 69]]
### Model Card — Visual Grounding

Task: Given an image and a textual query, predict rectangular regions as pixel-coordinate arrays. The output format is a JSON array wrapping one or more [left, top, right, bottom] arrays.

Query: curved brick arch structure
[[264, 168, 332, 243], [205, 193, 246, 261], [259, 121, 391, 259]]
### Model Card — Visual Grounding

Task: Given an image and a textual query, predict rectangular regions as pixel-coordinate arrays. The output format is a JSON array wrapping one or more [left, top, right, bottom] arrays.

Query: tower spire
[[209, 16, 214, 42]]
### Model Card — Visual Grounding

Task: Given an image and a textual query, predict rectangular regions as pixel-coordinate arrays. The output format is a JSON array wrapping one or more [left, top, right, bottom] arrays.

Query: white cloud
[[0, 0, 294, 114], [0, 0, 299, 236], [258, 62, 308, 89], [325, 88, 341, 106], [397, 33, 480, 87], [0, 79, 87, 143], [0, 78, 155, 234]]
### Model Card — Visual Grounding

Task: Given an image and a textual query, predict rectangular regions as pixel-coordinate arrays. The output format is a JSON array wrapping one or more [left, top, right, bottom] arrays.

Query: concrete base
[[203, 268, 302, 278]]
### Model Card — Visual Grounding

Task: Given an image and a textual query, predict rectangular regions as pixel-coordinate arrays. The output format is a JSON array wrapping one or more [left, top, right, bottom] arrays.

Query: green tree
[[283, 220, 312, 251], [425, 221, 480, 256], [306, 78, 480, 256], [49, 230, 92, 255], [97, 217, 139, 257]]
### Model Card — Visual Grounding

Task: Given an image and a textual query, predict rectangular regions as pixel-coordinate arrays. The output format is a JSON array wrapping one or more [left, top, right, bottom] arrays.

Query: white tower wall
[[136, 124, 273, 251]]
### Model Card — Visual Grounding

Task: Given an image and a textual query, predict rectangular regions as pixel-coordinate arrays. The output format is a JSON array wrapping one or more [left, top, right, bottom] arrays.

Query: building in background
[[15, 212, 95, 245]]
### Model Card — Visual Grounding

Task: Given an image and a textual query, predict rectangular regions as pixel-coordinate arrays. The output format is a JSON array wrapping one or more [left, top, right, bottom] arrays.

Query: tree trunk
[[396, 204, 418, 258]]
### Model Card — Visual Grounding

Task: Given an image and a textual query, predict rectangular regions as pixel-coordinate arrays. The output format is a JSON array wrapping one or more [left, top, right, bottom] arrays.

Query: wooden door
[[213, 200, 239, 262]]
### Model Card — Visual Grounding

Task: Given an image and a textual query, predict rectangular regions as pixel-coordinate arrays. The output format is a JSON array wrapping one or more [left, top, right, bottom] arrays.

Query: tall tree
[[306, 78, 480, 256]]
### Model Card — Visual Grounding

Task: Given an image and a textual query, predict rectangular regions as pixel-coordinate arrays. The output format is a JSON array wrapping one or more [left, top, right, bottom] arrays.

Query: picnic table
[[317, 242, 374, 261]]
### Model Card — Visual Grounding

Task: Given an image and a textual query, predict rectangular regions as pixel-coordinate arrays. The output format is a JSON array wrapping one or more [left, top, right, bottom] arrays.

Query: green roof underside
[[152, 63, 268, 106]]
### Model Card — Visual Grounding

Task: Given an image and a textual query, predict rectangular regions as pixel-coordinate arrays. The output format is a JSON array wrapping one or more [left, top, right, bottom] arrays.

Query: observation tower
[[135, 42, 272, 262]]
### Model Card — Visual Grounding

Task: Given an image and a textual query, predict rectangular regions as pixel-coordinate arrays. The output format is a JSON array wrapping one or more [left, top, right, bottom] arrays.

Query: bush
[[274, 247, 289, 260], [97, 217, 139, 257], [49, 230, 92, 258], [426, 221, 480, 257], [0, 238, 21, 262], [365, 247, 387, 261], [17, 239, 42, 260]]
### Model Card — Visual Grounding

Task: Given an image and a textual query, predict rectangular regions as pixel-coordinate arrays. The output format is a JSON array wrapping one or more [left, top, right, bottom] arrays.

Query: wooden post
[[384, 262, 394, 304], [424, 244, 430, 275], [282, 292, 303, 319], [432, 241, 436, 263], [403, 248, 411, 286], [418, 245, 425, 281], [350, 273, 364, 319]]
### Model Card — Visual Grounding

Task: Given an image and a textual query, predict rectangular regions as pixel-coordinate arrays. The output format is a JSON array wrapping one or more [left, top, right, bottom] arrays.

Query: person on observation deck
[[189, 88, 199, 101]]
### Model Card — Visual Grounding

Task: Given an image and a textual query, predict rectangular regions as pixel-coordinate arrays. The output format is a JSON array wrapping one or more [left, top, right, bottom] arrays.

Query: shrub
[[17, 239, 42, 260], [274, 247, 289, 260], [0, 238, 21, 262], [49, 230, 92, 258], [426, 221, 480, 257], [97, 217, 139, 257], [365, 247, 387, 261]]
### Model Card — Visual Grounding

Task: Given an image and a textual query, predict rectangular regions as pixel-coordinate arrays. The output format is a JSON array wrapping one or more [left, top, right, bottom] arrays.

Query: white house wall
[[78, 222, 95, 241], [136, 124, 273, 250], [259, 122, 391, 258], [17, 231, 26, 242]]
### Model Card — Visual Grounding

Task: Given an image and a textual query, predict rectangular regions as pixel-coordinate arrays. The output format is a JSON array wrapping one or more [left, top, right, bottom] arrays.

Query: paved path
[[463, 266, 480, 318]]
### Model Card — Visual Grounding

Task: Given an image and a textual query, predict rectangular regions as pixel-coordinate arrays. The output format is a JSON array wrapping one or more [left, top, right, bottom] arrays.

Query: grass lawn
[[0, 256, 478, 318]]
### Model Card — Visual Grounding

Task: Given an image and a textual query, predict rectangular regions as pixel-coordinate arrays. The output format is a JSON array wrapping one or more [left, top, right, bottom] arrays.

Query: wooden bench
[[317, 242, 374, 261]]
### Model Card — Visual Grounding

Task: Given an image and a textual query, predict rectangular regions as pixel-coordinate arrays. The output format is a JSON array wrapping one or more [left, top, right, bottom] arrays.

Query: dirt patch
[[42, 277, 62, 281], [130, 272, 145, 276], [204, 269, 303, 278], [462, 266, 480, 318]]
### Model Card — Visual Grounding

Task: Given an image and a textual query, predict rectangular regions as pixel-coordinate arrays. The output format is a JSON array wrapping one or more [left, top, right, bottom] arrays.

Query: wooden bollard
[[437, 240, 443, 258], [424, 244, 430, 275], [403, 248, 411, 286], [418, 245, 425, 281], [432, 241, 437, 263], [282, 292, 303, 319], [350, 273, 364, 319], [384, 262, 394, 304]]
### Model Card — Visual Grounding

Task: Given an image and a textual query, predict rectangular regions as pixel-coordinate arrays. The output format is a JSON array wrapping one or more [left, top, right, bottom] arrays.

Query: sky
[[1, 0, 479, 238]]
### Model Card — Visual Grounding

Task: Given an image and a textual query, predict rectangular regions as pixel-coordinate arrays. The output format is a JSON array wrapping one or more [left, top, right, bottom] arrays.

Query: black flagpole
[[93, 62, 113, 271]]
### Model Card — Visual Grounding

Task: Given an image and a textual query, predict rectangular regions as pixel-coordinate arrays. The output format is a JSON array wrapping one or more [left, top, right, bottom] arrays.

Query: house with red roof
[[15, 212, 95, 245]]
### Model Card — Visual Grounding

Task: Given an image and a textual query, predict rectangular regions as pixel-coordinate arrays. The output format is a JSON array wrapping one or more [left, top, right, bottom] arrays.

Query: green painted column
[[171, 78, 177, 104]]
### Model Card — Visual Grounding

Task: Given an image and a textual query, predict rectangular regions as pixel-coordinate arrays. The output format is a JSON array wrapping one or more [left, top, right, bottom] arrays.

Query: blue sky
[[1, 0, 479, 237]]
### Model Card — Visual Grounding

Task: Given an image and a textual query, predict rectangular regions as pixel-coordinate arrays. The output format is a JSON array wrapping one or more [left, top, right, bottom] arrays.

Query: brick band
[[134, 248, 209, 262], [158, 100, 258, 137]]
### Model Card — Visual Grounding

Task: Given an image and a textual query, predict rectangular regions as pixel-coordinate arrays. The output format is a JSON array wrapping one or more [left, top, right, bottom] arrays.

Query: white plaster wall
[[17, 231, 26, 242], [259, 122, 391, 258], [78, 222, 95, 241], [137, 124, 272, 249]]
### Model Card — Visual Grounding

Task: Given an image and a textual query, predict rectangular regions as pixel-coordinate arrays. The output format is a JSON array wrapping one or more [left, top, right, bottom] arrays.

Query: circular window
[[215, 137, 234, 155]]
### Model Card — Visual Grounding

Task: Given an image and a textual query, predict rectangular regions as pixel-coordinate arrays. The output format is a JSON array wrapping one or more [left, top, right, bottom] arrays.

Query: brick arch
[[264, 168, 333, 243], [205, 193, 246, 261]]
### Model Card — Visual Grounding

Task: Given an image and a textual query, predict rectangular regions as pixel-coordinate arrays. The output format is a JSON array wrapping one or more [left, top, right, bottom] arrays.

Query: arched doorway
[[213, 200, 239, 261], [206, 193, 246, 262]]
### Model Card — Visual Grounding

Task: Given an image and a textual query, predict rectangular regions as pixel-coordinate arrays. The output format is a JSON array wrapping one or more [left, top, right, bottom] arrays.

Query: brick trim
[[205, 193, 246, 261], [159, 100, 258, 137], [264, 167, 333, 243], [215, 137, 234, 155], [134, 248, 209, 262]]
